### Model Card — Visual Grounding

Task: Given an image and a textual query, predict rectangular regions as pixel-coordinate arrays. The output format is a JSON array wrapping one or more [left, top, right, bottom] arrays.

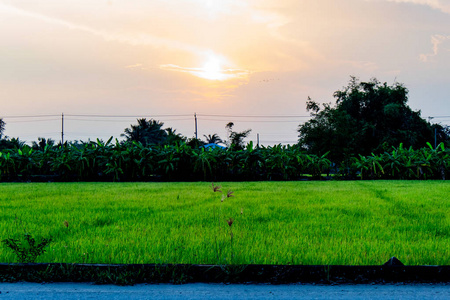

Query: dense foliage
[[121, 118, 184, 146], [298, 77, 449, 161], [0, 139, 448, 181]]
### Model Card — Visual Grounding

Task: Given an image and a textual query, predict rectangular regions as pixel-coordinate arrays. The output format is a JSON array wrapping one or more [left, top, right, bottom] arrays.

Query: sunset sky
[[1, 0, 450, 145]]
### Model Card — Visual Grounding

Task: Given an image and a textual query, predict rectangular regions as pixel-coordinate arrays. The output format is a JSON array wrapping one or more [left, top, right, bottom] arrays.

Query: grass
[[0, 181, 448, 266]]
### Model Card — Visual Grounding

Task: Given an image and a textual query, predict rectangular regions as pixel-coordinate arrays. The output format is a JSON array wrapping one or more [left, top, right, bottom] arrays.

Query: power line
[[65, 114, 192, 118], [1, 114, 60, 119], [5, 118, 60, 123], [198, 114, 310, 118], [201, 118, 303, 123], [65, 117, 192, 123]]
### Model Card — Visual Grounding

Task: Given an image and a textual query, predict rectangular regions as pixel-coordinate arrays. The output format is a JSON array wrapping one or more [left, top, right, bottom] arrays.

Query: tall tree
[[121, 118, 168, 146], [298, 77, 439, 160], [226, 122, 251, 150]]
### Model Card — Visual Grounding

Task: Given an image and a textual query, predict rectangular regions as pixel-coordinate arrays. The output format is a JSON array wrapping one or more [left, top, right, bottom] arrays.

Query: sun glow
[[159, 52, 250, 81], [198, 54, 228, 80], [191, 0, 240, 16]]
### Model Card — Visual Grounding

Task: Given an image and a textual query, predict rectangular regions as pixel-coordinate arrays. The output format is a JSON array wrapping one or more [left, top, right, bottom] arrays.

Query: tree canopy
[[298, 77, 441, 161], [121, 118, 169, 146], [226, 122, 251, 150]]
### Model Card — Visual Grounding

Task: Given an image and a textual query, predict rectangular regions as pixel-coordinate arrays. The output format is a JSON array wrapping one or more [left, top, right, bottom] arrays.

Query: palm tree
[[203, 133, 223, 144], [166, 127, 186, 145], [121, 118, 168, 146], [225, 122, 251, 150]]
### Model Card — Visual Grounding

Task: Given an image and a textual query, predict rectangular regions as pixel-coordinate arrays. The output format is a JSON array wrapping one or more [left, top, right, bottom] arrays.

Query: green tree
[[0, 138, 25, 151], [32, 137, 56, 151], [225, 122, 251, 151], [298, 77, 440, 161], [121, 118, 168, 146], [165, 127, 186, 145]]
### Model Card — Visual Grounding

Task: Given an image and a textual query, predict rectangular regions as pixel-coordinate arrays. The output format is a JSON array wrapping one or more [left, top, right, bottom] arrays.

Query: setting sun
[[197, 53, 227, 80], [160, 52, 249, 81]]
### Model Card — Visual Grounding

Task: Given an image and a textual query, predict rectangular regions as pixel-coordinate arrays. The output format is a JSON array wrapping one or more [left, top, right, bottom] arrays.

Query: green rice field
[[0, 181, 449, 265]]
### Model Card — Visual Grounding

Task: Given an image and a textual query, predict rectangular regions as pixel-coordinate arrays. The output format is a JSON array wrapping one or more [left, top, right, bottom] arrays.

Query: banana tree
[[424, 142, 449, 180], [192, 147, 216, 180], [12, 146, 38, 181], [104, 140, 131, 182], [353, 153, 384, 180], [157, 145, 181, 180], [305, 152, 331, 179], [49, 146, 74, 180], [129, 141, 157, 180], [0, 151, 15, 181], [263, 144, 298, 180], [382, 148, 404, 179], [240, 141, 264, 180]]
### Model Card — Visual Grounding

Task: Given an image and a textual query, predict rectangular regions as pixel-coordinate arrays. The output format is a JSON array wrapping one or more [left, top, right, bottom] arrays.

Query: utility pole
[[61, 113, 64, 145], [194, 113, 198, 139], [428, 117, 436, 148], [435, 127, 437, 149]]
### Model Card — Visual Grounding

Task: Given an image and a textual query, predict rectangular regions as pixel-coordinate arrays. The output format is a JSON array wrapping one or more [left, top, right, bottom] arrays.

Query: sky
[[1, 0, 450, 145]]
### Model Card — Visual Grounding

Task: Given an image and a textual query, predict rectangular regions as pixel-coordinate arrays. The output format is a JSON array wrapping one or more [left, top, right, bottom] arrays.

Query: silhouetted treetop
[[121, 118, 168, 146], [298, 77, 441, 160]]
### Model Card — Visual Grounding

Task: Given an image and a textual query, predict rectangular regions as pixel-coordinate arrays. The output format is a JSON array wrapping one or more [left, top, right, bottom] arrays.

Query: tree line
[[0, 77, 448, 181]]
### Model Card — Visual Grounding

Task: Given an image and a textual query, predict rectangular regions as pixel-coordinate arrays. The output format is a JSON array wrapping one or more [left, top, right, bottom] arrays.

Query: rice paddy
[[0, 181, 448, 265]]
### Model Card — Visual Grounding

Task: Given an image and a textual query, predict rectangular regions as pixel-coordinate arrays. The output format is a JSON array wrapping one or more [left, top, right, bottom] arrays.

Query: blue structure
[[203, 143, 226, 149]]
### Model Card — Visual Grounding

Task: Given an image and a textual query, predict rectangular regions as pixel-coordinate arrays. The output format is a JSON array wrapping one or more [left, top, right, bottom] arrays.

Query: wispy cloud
[[380, 0, 450, 14], [0, 2, 203, 54], [420, 34, 450, 62], [159, 64, 250, 81], [125, 63, 143, 68]]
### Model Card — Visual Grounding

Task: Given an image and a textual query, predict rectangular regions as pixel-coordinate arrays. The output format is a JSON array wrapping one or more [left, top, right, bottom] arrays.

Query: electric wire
[[65, 117, 192, 123], [65, 114, 192, 118], [4, 118, 60, 123], [1, 114, 60, 118], [197, 114, 310, 118], [200, 118, 303, 123]]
